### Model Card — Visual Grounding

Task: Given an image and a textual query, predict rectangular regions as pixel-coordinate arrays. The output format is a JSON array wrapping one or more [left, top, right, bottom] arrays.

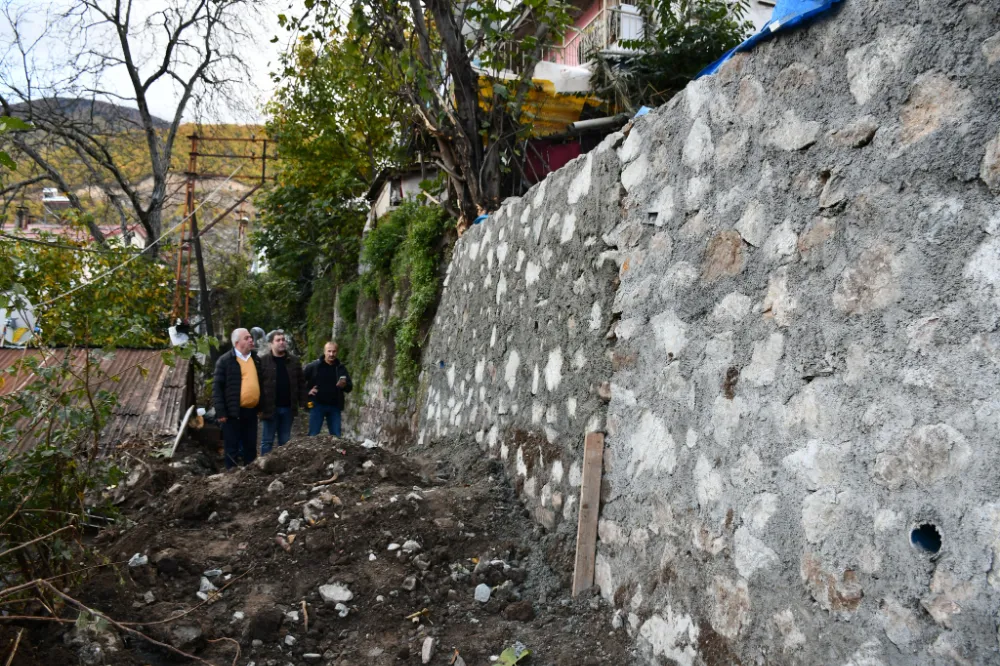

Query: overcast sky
[[0, 0, 305, 125]]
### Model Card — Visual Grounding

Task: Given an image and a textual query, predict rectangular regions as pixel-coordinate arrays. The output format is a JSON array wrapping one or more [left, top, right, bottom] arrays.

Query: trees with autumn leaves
[[0, 0, 259, 251], [0, 228, 173, 348]]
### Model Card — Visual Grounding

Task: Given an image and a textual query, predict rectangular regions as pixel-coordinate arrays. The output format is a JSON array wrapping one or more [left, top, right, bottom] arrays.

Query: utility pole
[[170, 133, 277, 340]]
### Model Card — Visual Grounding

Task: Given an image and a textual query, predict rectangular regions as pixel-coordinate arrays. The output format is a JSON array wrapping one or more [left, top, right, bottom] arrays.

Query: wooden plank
[[572, 432, 605, 597]]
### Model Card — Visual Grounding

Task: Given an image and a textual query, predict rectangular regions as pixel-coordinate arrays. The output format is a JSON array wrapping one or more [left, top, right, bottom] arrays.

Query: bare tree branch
[[0, 0, 257, 252]]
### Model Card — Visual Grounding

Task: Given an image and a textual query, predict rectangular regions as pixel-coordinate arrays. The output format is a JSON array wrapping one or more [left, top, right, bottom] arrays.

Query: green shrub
[[387, 203, 452, 393], [590, 0, 752, 111], [338, 279, 361, 327], [0, 350, 124, 587]]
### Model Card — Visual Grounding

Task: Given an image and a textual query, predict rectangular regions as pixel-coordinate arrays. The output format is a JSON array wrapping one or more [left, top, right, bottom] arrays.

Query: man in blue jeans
[[304, 341, 352, 437], [258, 330, 306, 454]]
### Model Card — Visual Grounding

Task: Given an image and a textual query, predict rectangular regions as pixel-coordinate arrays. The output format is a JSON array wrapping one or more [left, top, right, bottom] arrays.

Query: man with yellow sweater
[[213, 328, 262, 469]]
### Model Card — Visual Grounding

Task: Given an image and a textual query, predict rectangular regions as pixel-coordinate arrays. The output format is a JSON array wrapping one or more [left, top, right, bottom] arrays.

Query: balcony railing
[[546, 5, 645, 68], [480, 5, 646, 76]]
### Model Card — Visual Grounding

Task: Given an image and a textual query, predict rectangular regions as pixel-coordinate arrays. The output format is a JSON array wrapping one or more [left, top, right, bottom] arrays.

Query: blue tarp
[[698, 0, 844, 78]]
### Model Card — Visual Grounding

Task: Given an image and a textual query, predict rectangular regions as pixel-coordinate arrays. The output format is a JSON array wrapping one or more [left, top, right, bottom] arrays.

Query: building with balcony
[[539, 0, 774, 86], [474, 0, 774, 183]]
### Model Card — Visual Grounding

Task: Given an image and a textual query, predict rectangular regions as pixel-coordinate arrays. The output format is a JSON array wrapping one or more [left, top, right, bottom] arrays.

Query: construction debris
[[13, 435, 632, 665]]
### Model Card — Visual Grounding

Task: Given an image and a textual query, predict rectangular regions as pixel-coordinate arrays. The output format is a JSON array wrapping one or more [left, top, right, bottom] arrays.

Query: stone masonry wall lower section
[[596, 3, 1000, 664], [417, 138, 623, 530]]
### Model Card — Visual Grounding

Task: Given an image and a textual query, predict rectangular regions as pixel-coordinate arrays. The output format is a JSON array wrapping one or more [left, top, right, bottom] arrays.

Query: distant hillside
[[9, 98, 171, 131], [3, 99, 267, 233]]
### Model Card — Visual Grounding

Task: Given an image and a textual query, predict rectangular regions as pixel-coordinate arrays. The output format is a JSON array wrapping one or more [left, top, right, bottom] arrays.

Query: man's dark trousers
[[223, 407, 258, 469], [308, 404, 342, 437], [261, 407, 293, 454]]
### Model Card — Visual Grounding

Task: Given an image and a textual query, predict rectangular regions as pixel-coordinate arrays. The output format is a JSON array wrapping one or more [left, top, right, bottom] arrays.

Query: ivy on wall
[[341, 202, 454, 397]]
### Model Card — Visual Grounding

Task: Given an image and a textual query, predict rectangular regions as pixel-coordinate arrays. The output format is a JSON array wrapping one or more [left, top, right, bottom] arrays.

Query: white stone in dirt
[[638, 609, 699, 666], [277, 510, 289, 525], [651, 309, 687, 359], [288, 518, 302, 532], [694, 456, 723, 507], [336, 602, 349, 618], [525, 261, 541, 286], [763, 219, 797, 261], [801, 489, 843, 544], [284, 634, 296, 646], [561, 213, 576, 244], [627, 411, 676, 477], [773, 610, 806, 652], [649, 186, 675, 227], [402, 539, 421, 553], [475, 583, 492, 603], [712, 292, 751, 322], [266, 479, 284, 494], [879, 597, 920, 647], [421, 636, 437, 664], [318, 583, 354, 604], [387, 542, 401, 551], [303, 498, 324, 523], [128, 553, 148, 567], [618, 128, 643, 164]]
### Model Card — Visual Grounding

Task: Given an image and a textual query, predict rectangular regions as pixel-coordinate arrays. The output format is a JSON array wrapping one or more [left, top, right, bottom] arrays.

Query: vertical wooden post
[[572, 432, 605, 597]]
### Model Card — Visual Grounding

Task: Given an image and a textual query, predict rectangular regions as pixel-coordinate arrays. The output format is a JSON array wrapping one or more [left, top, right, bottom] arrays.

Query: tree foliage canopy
[[0, 227, 173, 348], [278, 0, 574, 225]]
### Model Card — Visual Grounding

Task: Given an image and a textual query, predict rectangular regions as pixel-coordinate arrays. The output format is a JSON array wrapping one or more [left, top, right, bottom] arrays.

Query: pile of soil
[[6, 436, 633, 665]]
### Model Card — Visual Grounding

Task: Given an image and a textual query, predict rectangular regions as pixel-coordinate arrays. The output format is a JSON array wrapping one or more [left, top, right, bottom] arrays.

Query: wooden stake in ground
[[572, 432, 604, 597]]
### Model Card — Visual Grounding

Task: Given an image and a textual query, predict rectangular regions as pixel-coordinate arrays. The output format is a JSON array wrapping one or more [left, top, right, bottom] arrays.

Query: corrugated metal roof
[[0, 348, 192, 454]]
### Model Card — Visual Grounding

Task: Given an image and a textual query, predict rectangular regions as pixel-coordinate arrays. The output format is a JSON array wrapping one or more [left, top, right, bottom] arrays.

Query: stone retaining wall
[[415, 1, 1000, 662]]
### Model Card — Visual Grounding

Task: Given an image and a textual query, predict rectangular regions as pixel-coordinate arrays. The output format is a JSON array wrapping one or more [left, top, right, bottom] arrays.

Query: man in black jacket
[[213, 328, 261, 469], [304, 341, 352, 437], [258, 330, 306, 454]]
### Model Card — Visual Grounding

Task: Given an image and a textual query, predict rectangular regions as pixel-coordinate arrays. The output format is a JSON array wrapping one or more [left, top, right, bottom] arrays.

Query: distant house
[[364, 164, 444, 233], [7, 192, 148, 249], [41, 188, 71, 211]]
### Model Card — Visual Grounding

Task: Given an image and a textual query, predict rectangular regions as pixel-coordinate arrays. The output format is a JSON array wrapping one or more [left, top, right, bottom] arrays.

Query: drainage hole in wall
[[910, 523, 942, 554]]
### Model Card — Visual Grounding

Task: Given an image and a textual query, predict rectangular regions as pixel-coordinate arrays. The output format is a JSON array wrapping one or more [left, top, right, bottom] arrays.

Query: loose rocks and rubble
[[10, 435, 632, 665]]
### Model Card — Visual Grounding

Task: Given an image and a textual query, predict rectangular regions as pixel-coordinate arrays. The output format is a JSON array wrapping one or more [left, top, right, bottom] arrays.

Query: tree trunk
[[424, 0, 496, 222]]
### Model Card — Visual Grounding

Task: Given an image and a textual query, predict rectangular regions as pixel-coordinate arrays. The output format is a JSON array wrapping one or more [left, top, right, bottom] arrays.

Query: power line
[[32, 163, 248, 309]]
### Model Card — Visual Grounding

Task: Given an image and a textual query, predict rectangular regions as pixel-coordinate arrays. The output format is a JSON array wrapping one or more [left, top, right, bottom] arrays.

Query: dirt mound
[[13, 436, 633, 665]]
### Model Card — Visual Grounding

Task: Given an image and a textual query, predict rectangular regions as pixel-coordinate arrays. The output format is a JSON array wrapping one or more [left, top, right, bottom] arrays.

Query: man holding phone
[[304, 341, 353, 437]]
